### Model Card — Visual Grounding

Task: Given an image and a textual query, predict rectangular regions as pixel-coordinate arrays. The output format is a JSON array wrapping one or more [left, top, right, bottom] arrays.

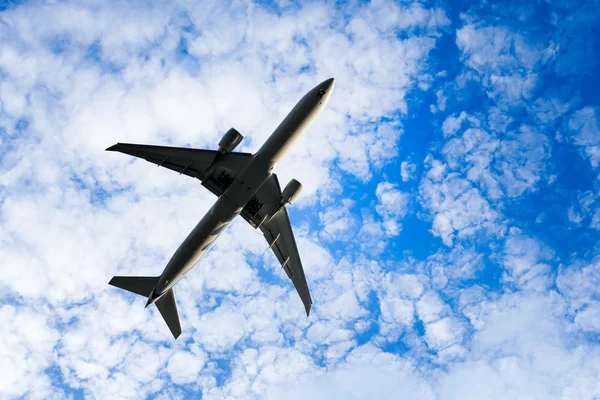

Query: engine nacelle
[[218, 128, 243, 154], [281, 179, 303, 205]]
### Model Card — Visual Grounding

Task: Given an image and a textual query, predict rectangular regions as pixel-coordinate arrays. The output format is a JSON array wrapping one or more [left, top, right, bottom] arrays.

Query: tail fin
[[155, 288, 182, 339], [109, 276, 159, 296], [108, 276, 182, 339]]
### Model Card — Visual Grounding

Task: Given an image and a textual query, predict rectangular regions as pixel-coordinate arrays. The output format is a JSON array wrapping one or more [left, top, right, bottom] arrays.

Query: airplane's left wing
[[107, 143, 252, 197], [245, 174, 313, 316]]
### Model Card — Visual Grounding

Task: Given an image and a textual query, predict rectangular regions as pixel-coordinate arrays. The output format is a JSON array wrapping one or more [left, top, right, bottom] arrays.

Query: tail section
[[155, 289, 182, 339], [109, 276, 159, 296], [108, 276, 182, 339]]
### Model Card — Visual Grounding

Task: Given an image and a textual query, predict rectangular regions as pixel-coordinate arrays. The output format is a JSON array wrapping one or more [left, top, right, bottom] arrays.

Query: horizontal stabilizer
[[109, 276, 159, 297], [155, 288, 182, 339]]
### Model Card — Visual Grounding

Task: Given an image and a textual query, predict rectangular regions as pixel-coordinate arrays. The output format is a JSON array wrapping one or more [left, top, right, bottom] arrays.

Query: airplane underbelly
[[223, 166, 270, 207], [158, 196, 242, 293]]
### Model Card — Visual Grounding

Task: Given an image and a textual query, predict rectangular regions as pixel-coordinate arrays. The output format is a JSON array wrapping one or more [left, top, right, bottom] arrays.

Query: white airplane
[[108, 78, 335, 338]]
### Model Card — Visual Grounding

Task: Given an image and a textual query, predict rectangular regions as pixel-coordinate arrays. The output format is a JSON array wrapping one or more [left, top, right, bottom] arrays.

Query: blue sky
[[2, 0, 600, 398]]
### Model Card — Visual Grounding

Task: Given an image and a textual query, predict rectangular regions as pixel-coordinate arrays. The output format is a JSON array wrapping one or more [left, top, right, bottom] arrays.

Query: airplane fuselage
[[148, 78, 334, 303]]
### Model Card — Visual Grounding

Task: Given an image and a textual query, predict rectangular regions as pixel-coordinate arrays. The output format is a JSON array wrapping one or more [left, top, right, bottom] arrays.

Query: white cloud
[[266, 345, 436, 400], [387, 273, 426, 299], [563, 190, 598, 229], [456, 24, 545, 105], [167, 351, 207, 385], [400, 160, 417, 182], [334, 124, 403, 181], [378, 184, 405, 216], [380, 295, 415, 327], [568, 206, 583, 224], [441, 123, 551, 201], [0, 305, 61, 399], [438, 291, 600, 399], [319, 199, 357, 240], [2, 0, 600, 399], [574, 302, 600, 333], [426, 246, 484, 288], [419, 157, 504, 245], [248, 290, 600, 399], [442, 111, 469, 137], [592, 208, 600, 230], [502, 228, 553, 291], [434, 88, 447, 112], [416, 292, 447, 323], [378, 273, 426, 340], [375, 181, 410, 236], [210, 346, 314, 399], [425, 317, 465, 350], [356, 212, 388, 255], [193, 304, 250, 352], [557, 257, 600, 311], [531, 95, 572, 127], [568, 107, 600, 168]]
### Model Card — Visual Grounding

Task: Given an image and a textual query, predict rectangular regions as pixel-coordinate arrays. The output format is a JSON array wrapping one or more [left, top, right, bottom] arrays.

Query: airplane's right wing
[[107, 143, 252, 197], [243, 174, 312, 316], [259, 206, 313, 316]]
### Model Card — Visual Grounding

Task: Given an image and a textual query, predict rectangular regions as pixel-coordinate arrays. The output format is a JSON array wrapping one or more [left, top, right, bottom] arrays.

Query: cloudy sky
[[2, 0, 600, 398]]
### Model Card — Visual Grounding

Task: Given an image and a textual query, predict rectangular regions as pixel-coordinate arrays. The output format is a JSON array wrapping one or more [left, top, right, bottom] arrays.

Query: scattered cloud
[[568, 107, 600, 169], [375, 181, 410, 236], [419, 157, 504, 246], [400, 160, 417, 182], [502, 228, 554, 291], [2, 0, 600, 398]]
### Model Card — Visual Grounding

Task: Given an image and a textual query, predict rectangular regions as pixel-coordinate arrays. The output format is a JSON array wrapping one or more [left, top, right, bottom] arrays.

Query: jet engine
[[218, 128, 243, 154], [281, 179, 303, 205]]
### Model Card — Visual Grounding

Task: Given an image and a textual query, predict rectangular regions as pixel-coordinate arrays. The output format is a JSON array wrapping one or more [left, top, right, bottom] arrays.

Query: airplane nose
[[316, 78, 335, 99]]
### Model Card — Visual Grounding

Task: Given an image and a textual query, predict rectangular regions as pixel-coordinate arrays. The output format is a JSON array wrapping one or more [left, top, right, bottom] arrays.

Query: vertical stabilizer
[[155, 288, 182, 339]]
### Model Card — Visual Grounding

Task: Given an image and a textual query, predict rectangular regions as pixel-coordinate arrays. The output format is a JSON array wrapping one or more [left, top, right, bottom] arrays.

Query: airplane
[[107, 78, 335, 338]]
